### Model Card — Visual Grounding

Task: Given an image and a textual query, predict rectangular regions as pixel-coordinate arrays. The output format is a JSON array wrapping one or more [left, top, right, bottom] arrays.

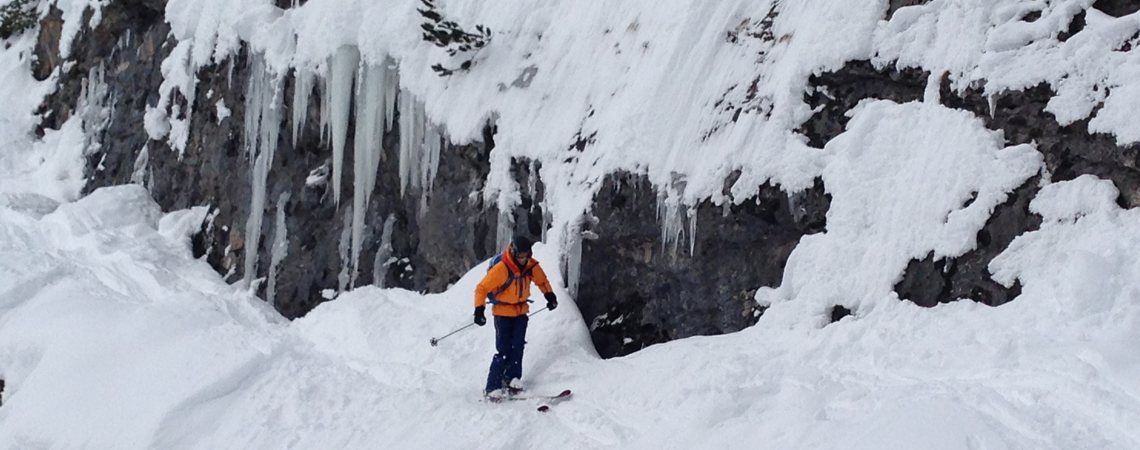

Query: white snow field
[[2, 0, 1140, 448]]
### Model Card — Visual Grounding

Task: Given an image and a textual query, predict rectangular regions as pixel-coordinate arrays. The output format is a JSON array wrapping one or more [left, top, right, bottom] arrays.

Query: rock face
[[37, 2, 513, 319], [27, 2, 1140, 354], [806, 60, 1139, 308], [577, 173, 829, 358]]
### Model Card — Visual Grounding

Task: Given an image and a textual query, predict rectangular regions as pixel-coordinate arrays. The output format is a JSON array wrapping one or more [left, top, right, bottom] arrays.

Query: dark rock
[[36, 0, 168, 133], [830, 305, 852, 323], [895, 178, 1040, 307], [1058, 10, 1086, 42], [1092, 0, 1140, 17], [886, 0, 931, 20], [807, 61, 1139, 309], [32, 6, 62, 81], [578, 173, 829, 358], [941, 82, 1140, 208], [801, 60, 928, 148]]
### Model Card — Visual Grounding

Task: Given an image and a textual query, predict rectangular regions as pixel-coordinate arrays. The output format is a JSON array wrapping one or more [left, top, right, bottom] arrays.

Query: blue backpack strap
[[486, 255, 515, 305]]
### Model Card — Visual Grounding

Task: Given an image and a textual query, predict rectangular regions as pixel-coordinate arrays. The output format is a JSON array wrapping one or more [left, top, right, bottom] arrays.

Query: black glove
[[474, 306, 486, 326], [544, 292, 558, 311]]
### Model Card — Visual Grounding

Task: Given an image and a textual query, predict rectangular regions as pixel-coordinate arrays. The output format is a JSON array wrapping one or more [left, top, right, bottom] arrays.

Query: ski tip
[[558, 389, 572, 397], [537, 405, 550, 412]]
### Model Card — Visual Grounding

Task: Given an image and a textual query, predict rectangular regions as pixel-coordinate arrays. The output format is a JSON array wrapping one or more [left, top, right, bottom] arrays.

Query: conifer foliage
[[0, 0, 37, 40], [418, 0, 491, 76]]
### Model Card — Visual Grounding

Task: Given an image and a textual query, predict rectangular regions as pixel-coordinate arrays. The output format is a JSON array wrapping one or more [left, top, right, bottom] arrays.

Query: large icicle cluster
[[290, 68, 314, 148], [241, 53, 283, 289], [656, 192, 698, 261], [397, 88, 444, 206], [288, 44, 447, 288], [349, 58, 398, 287], [324, 46, 359, 207]]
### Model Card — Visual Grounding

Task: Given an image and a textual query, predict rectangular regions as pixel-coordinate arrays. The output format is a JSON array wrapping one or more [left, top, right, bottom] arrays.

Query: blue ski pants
[[485, 314, 528, 393]]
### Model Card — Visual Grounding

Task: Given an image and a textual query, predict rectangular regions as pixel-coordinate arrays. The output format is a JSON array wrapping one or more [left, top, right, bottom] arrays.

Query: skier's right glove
[[474, 306, 486, 326], [544, 292, 558, 311]]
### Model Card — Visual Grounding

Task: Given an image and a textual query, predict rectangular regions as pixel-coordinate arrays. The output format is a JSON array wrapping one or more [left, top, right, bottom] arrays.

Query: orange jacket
[[474, 249, 553, 317]]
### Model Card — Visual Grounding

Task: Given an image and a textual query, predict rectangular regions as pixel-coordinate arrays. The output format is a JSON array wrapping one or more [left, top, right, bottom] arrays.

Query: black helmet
[[511, 235, 534, 255]]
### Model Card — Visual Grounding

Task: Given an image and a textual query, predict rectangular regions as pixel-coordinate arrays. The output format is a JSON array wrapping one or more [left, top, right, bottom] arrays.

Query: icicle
[[420, 124, 443, 209], [565, 225, 583, 298], [688, 205, 698, 257], [355, 62, 388, 203], [338, 207, 352, 293], [497, 208, 514, 251], [268, 191, 290, 307], [78, 62, 111, 145], [398, 88, 423, 197], [319, 71, 331, 144], [291, 67, 314, 147], [923, 71, 942, 104], [130, 144, 149, 187], [987, 93, 997, 119], [349, 193, 365, 288], [527, 161, 538, 202], [397, 88, 444, 205], [242, 53, 284, 289], [541, 208, 552, 243], [373, 214, 397, 288], [349, 59, 396, 286], [328, 46, 359, 206], [383, 57, 399, 132], [657, 192, 685, 261]]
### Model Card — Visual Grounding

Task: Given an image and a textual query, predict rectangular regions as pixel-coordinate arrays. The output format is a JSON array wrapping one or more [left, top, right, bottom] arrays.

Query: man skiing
[[474, 235, 558, 398]]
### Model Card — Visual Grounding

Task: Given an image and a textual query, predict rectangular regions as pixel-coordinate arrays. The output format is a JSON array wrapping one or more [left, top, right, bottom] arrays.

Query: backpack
[[486, 254, 533, 304]]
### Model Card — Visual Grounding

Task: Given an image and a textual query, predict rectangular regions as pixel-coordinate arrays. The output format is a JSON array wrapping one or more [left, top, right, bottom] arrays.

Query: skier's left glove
[[544, 292, 558, 311]]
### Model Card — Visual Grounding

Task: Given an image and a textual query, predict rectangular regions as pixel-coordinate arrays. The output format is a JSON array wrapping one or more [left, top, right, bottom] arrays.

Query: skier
[[474, 235, 558, 398]]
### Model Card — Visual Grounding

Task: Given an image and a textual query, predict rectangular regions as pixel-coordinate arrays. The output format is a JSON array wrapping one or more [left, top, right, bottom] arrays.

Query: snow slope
[[3, 179, 1140, 449]]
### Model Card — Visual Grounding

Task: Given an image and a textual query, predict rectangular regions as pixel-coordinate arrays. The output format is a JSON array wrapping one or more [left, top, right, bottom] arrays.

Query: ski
[[484, 389, 572, 411], [535, 389, 572, 412]]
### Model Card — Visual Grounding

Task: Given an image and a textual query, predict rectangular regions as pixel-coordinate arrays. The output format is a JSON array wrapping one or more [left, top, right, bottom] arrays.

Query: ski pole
[[429, 306, 549, 347], [430, 322, 476, 347]]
